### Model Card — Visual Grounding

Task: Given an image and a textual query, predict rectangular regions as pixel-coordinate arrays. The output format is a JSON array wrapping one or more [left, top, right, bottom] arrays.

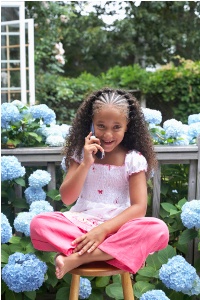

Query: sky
[[78, 1, 141, 24]]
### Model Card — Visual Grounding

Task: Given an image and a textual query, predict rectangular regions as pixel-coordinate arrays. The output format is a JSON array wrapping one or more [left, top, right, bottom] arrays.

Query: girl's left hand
[[71, 226, 107, 255]]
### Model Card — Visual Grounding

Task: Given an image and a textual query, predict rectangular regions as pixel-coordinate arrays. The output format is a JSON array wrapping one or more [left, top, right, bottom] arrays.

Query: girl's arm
[[60, 132, 104, 205], [72, 170, 148, 254]]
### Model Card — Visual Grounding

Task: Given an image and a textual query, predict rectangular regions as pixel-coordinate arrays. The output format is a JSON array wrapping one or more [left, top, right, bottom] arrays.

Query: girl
[[30, 88, 169, 279]]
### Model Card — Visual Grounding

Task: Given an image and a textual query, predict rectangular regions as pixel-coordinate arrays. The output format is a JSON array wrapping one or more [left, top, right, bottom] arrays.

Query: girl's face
[[93, 105, 128, 153]]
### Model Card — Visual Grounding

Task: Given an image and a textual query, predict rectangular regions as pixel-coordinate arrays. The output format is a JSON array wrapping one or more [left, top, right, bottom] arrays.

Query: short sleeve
[[125, 150, 147, 176], [71, 150, 83, 164]]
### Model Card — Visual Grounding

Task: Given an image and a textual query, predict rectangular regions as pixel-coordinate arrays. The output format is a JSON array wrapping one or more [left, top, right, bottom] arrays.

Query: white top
[[63, 150, 147, 231]]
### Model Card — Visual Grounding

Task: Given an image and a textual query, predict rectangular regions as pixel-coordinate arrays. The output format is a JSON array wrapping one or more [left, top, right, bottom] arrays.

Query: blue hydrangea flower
[[61, 157, 67, 173], [79, 277, 92, 299], [24, 186, 46, 204], [14, 212, 37, 236], [29, 200, 54, 215], [1, 103, 22, 128], [30, 104, 56, 125], [140, 290, 170, 300], [60, 124, 71, 138], [2, 252, 47, 292], [181, 200, 200, 229], [159, 255, 200, 295], [163, 119, 185, 139], [188, 113, 200, 125], [45, 135, 65, 146], [11, 100, 26, 109], [142, 108, 162, 125], [42, 125, 63, 138], [172, 135, 190, 146], [28, 170, 51, 188], [1, 156, 25, 182], [188, 122, 200, 139], [1, 213, 12, 243]]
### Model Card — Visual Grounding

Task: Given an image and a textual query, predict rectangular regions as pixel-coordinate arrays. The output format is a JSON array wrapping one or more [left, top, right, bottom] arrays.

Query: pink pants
[[30, 212, 169, 273]]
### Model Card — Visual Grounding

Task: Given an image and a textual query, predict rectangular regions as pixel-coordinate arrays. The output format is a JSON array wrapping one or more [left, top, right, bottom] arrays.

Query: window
[[1, 1, 35, 105]]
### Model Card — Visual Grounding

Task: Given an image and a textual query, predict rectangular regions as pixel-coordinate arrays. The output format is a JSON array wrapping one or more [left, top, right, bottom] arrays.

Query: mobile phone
[[90, 123, 105, 159]]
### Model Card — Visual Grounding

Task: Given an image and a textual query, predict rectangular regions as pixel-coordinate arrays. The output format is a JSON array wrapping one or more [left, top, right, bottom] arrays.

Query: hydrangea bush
[[1, 101, 70, 148]]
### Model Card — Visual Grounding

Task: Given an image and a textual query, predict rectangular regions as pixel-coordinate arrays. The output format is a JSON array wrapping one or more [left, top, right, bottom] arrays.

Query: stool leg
[[69, 274, 80, 300], [121, 272, 134, 300]]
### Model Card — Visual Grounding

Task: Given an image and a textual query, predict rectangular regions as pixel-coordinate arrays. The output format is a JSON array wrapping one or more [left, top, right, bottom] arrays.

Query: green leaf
[[9, 236, 22, 244], [12, 198, 29, 209], [24, 291, 36, 300], [137, 266, 159, 278], [176, 198, 187, 209], [134, 281, 155, 299], [46, 264, 59, 288], [88, 289, 104, 300], [95, 276, 110, 287], [46, 189, 61, 201], [14, 178, 26, 187], [158, 245, 176, 264], [1, 249, 10, 263], [135, 274, 151, 282], [56, 287, 70, 300], [112, 274, 121, 284], [5, 289, 16, 300], [146, 252, 162, 269], [169, 209, 180, 216], [9, 244, 23, 253], [105, 283, 124, 299], [178, 229, 198, 245], [161, 203, 177, 213]]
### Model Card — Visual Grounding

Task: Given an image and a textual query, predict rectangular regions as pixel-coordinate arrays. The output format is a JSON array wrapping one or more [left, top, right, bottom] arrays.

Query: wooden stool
[[69, 261, 134, 300]]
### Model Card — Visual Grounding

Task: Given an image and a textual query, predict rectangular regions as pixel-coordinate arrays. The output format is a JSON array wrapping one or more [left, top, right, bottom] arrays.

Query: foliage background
[[25, 1, 200, 125]]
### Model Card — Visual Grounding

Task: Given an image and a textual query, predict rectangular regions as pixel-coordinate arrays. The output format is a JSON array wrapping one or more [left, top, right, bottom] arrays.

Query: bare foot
[[55, 253, 80, 279], [55, 250, 113, 279]]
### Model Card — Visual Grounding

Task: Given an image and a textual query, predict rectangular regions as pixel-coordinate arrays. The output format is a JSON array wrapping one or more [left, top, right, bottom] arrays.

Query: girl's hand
[[72, 226, 107, 255], [83, 132, 104, 165]]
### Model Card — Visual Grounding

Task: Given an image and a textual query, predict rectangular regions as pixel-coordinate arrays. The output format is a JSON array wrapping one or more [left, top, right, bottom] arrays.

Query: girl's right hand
[[83, 132, 104, 166]]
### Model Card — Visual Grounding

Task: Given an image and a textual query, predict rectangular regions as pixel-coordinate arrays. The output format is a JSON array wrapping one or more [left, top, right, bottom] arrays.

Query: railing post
[[47, 162, 56, 208], [152, 162, 161, 218], [194, 135, 200, 273]]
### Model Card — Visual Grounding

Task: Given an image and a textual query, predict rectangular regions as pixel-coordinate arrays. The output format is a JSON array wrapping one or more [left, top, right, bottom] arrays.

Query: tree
[[25, 1, 200, 77]]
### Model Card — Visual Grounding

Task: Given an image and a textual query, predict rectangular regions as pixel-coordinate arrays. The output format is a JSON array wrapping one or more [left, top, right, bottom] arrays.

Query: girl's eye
[[114, 125, 121, 130], [97, 124, 104, 129]]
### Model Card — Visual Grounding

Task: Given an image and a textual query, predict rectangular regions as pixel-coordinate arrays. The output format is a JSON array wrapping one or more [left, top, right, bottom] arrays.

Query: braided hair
[[63, 87, 157, 178]]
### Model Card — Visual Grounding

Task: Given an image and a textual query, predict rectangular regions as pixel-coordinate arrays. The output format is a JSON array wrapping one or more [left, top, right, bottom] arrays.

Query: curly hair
[[63, 87, 157, 178]]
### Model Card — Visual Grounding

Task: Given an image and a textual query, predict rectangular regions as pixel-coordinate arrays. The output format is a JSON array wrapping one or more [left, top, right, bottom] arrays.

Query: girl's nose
[[103, 130, 113, 139]]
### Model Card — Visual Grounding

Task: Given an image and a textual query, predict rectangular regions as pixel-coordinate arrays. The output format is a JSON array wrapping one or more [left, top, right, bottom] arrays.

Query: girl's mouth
[[103, 140, 114, 145]]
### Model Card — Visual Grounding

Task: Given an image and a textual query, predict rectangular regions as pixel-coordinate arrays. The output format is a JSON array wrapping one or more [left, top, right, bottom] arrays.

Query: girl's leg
[[30, 212, 87, 256], [55, 248, 113, 279], [30, 212, 114, 279], [98, 217, 169, 273]]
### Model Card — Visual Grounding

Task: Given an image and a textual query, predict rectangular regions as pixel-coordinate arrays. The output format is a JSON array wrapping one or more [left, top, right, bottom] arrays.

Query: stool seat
[[70, 261, 125, 276], [69, 261, 135, 300]]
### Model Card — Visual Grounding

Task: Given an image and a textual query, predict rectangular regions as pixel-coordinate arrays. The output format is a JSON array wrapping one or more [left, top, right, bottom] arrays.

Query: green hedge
[[36, 58, 200, 124]]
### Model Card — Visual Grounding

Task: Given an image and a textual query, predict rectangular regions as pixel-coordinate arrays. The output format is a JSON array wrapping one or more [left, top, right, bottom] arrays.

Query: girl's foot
[[55, 250, 113, 279], [55, 254, 75, 279]]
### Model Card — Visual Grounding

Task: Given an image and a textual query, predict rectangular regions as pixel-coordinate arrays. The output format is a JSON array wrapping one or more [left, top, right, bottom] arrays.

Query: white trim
[[1, 32, 20, 36], [1, 2, 24, 8], [1, 60, 20, 63], [27, 19, 35, 105], [19, 2, 27, 104], [1, 87, 21, 91]]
